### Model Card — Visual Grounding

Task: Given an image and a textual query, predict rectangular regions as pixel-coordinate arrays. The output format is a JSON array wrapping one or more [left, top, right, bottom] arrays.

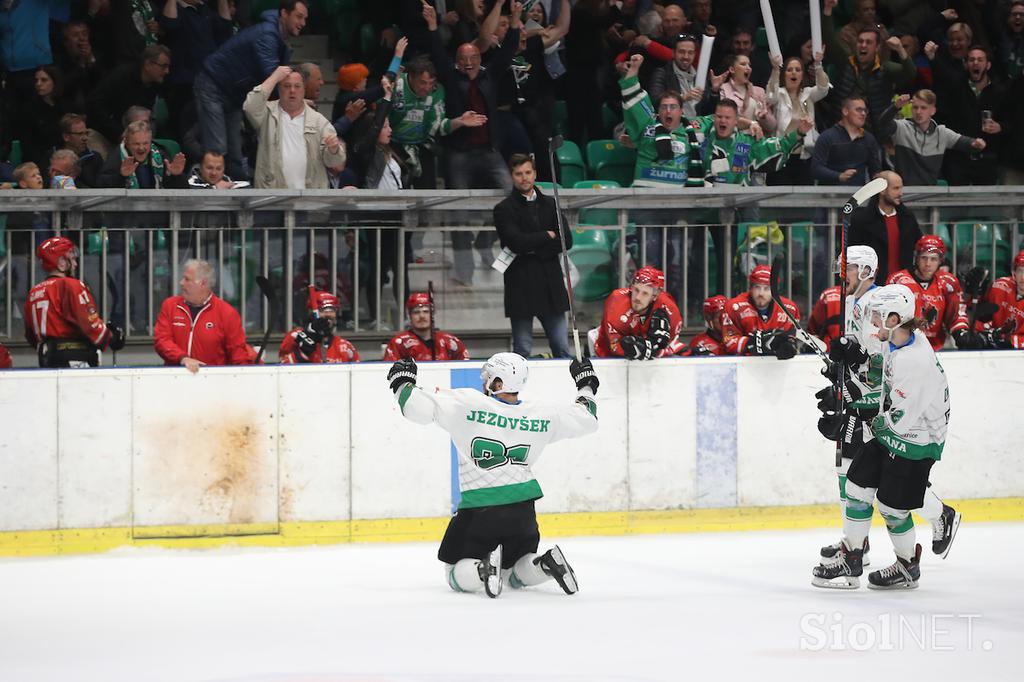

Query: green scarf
[[131, 0, 158, 46], [119, 142, 166, 189]]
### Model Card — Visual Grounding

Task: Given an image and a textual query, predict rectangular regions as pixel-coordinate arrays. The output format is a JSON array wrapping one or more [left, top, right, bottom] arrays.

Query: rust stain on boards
[[199, 421, 271, 525]]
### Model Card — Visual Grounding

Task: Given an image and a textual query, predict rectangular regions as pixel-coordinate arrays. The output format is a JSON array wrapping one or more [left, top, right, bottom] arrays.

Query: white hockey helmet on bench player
[[481, 352, 529, 395]]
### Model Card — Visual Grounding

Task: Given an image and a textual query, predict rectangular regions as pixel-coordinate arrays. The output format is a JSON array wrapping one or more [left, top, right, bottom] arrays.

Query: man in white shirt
[[243, 65, 346, 189]]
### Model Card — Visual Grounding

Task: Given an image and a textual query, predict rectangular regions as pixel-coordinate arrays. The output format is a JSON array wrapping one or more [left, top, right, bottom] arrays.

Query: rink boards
[[1, 353, 1022, 556]]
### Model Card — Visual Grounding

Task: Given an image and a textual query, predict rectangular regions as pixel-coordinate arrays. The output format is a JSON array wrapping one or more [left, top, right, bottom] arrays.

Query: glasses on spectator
[[149, 60, 171, 70], [676, 34, 697, 42], [659, 102, 681, 111]]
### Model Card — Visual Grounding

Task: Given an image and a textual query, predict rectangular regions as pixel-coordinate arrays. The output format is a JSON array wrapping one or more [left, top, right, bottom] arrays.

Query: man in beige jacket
[[243, 65, 346, 188]]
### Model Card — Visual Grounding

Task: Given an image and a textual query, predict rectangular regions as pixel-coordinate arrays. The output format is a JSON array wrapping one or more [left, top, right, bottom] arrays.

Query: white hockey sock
[[509, 552, 549, 587], [916, 487, 944, 526], [843, 480, 875, 550], [446, 560, 484, 593], [878, 500, 916, 562]]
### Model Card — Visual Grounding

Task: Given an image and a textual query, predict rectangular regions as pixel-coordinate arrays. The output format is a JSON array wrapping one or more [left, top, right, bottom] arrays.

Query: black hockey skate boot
[[821, 536, 870, 566], [480, 545, 502, 598], [932, 504, 961, 559], [868, 544, 922, 590], [812, 540, 864, 589], [536, 545, 578, 595]]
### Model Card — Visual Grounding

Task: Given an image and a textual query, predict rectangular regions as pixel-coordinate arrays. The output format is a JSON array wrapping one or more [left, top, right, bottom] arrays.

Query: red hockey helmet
[[748, 264, 772, 286], [307, 287, 340, 312], [406, 292, 431, 312], [914, 234, 947, 257], [632, 266, 665, 290], [702, 294, 727, 321], [1013, 250, 1024, 270], [36, 236, 77, 272]]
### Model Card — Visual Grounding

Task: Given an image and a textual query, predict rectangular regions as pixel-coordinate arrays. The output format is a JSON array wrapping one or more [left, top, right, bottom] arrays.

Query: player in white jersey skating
[[387, 352, 600, 598], [813, 284, 951, 590], [815, 247, 958, 570]]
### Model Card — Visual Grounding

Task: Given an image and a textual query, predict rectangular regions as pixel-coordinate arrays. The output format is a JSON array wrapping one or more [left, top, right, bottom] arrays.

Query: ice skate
[[820, 536, 870, 566], [868, 544, 922, 590], [812, 540, 864, 589], [536, 545, 578, 595], [932, 504, 961, 559], [481, 545, 502, 598]]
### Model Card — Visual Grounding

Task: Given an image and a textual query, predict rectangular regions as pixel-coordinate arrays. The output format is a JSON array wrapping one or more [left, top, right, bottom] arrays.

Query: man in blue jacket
[[193, 0, 307, 180]]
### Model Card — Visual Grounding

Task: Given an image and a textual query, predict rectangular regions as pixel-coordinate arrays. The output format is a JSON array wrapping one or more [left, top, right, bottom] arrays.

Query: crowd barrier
[[2, 352, 1022, 557]]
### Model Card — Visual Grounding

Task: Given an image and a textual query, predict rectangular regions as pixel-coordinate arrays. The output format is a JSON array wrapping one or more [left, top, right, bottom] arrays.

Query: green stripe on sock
[[882, 513, 915, 535], [838, 474, 848, 502]]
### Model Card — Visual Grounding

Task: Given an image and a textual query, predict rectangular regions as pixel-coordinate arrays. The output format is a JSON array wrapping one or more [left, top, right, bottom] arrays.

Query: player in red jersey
[[808, 285, 842, 350], [24, 236, 124, 367], [0, 342, 11, 369], [975, 249, 1024, 349], [885, 234, 969, 351], [383, 292, 470, 361], [684, 295, 729, 356], [279, 287, 360, 363], [594, 266, 684, 359], [722, 264, 799, 358]]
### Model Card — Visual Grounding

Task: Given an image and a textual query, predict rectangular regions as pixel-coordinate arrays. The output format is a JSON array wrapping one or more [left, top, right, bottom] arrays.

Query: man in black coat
[[493, 154, 573, 359], [848, 171, 923, 283]]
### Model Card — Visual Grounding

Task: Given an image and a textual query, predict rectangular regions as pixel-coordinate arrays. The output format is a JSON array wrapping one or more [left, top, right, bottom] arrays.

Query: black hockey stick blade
[[254, 275, 274, 365]]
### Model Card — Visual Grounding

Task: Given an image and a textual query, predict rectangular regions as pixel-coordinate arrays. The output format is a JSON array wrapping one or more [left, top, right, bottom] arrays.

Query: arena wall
[[1, 353, 1021, 555]]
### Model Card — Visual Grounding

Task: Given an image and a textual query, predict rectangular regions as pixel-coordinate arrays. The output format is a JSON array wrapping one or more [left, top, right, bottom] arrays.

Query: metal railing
[[2, 186, 1022, 344]]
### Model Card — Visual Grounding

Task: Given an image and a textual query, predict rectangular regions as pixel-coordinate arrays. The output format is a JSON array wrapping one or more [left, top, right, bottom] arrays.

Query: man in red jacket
[[154, 259, 250, 372]]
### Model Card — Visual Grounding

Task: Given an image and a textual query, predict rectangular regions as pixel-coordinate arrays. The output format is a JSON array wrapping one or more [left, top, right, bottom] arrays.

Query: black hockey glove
[[294, 328, 318, 359], [828, 335, 868, 368], [647, 308, 672, 352], [772, 331, 797, 360], [960, 266, 989, 298], [817, 411, 858, 443], [570, 357, 600, 394], [387, 358, 417, 392], [106, 322, 126, 351], [814, 380, 863, 414], [923, 305, 938, 326], [746, 330, 772, 356], [302, 317, 329, 344], [979, 322, 1015, 349], [621, 335, 654, 360], [974, 300, 999, 323], [952, 329, 982, 350]]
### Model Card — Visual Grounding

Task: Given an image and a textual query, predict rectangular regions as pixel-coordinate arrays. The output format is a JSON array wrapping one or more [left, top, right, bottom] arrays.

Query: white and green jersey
[[395, 384, 598, 509], [873, 330, 949, 462], [847, 284, 883, 411]]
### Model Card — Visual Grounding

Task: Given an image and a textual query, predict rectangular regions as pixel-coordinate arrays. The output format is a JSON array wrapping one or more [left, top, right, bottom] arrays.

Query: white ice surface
[[1, 524, 1021, 682]]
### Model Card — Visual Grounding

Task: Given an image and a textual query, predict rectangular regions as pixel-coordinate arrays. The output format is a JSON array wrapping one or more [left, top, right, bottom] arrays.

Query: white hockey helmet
[[480, 352, 529, 395], [846, 245, 878, 281], [869, 284, 917, 332]]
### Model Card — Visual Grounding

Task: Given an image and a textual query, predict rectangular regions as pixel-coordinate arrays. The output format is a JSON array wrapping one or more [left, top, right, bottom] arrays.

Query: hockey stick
[[768, 254, 829, 364], [253, 275, 274, 364], [428, 280, 437, 361], [547, 135, 582, 360], [834, 176, 888, 466]]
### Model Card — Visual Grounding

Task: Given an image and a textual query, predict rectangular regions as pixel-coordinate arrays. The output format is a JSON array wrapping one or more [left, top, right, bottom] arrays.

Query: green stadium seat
[[949, 221, 1013, 272], [755, 27, 768, 49], [535, 181, 561, 191], [570, 225, 616, 301], [9, 140, 22, 165], [574, 180, 620, 226], [153, 138, 181, 158], [601, 103, 620, 134], [555, 140, 586, 187], [586, 139, 636, 187]]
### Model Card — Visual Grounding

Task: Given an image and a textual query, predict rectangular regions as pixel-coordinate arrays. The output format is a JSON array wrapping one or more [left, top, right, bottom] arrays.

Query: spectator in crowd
[[493, 153, 573, 359], [997, 0, 1024, 79], [195, 0, 307, 180], [886, 235, 970, 351], [158, 0, 234, 140], [186, 149, 248, 189], [711, 53, 776, 135], [975, 250, 1024, 349], [565, 0, 614, 147], [389, 55, 487, 188], [766, 50, 830, 185], [928, 44, 1005, 185], [879, 90, 985, 186], [618, 9, 667, 91], [837, 0, 890, 60], [11, 162, 44, 190], [594, 265, 685, 359], [647, 34, 706, 120], [811, 95, 882, 186], [59, 115, 103, 189], [898, 31, 933, 91], [154, 258, 251, 372], [683, 294, 728, 356], [49, 149, 80, 189], [24, 236, 124, 368], [425, 1, 520, 286], [243, 66, 346, 190], [57, 20, 103, 111], [848, 170, 922, 284], [279, 288, 359, 363], [15, 65, 72, 173], [332, 40, 404, 135], [111, 0, 161, 62], [721, 264, 799, 359], [998, 66, 1024, 184], [86, 44, 171, 144], [383, 291, 470, 361], [299, 62, 324, 103], [98, 120, 187, 188], [0, 0, 59, 99], [688, 0, 715, 35], [723, 26, 770, 87], [822, 0, 915, 133]]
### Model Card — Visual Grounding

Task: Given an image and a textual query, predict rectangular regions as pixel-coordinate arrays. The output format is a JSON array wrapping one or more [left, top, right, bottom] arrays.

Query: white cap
[[480, 352, 529, 395], [870, 284, 917, 331], [846, 245, 878, 281]]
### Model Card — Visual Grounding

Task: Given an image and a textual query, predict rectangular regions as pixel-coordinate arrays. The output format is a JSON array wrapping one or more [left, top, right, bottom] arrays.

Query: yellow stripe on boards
[[1, 498, 1021, 558]]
